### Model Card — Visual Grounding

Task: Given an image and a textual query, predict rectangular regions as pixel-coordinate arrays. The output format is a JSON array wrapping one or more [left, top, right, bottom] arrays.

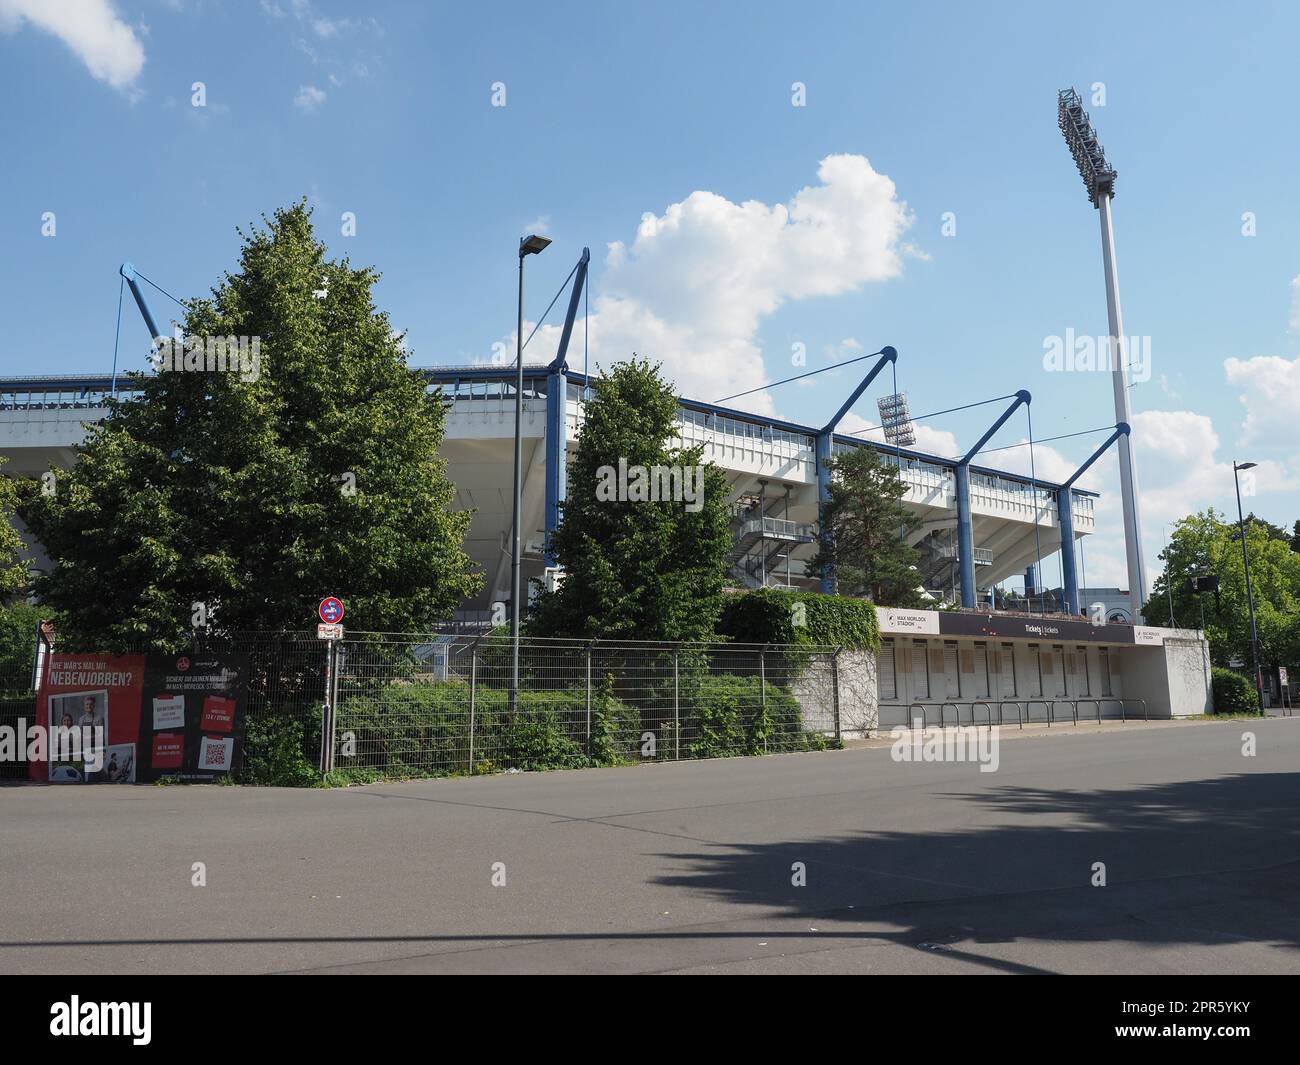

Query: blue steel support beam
[[815, 432, 834, 592], [821, 347, 896, 437], [956, 390, 1031, 608], [1058, 422, 1129, 616], [119, 263, 164, 344], [816, 347, 897, 594], [544, 249, 590, 568]]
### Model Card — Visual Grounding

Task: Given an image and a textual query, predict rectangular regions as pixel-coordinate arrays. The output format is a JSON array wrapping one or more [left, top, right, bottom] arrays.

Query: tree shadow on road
[[648, 771, 1300, 965]]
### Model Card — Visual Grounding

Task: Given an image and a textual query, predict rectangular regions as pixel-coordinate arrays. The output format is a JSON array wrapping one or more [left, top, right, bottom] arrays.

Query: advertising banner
[[137, 654, 249, 782], [34, 654, 145, 784], [30, 652, 248, 784]]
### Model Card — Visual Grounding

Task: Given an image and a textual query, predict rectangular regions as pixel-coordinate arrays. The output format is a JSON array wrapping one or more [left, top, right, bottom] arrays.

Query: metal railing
[[890, 698, 1150, 731], [737, 516, 817, 541]]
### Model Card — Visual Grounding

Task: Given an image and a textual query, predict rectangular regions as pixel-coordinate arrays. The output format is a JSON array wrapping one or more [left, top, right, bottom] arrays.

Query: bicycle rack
[[1025, 700, 1050, 726], [1075, 698, 1104, 724], [973, 702, 993, 730], [907, 703, 928, 730], [940, 703, 960, 729], [1124, 698, 1148, 722], [998, 700, 1024, 729]]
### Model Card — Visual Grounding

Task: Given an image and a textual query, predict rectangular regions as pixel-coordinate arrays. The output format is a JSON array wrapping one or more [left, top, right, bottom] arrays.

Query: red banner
[[34, 654, 145, 784]]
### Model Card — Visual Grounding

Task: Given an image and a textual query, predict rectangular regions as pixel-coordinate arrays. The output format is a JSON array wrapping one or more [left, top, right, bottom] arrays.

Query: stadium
[[0, 352, 1097, 621]]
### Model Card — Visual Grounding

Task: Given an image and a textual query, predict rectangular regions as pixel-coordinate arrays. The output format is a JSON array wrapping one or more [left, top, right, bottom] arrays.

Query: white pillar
[[1098, 194, 1148, 618]]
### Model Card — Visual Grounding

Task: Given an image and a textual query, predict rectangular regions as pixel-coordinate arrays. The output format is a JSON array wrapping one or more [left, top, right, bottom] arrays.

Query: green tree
[[807, 445, 924, 606], [1245, 512, 1289, 543], [0, 462, 32, 603], [530, 359, 732, 641], [23, 201, 479, 650], [1144, 508, 1300, 670], [0, 601, 46, 680]]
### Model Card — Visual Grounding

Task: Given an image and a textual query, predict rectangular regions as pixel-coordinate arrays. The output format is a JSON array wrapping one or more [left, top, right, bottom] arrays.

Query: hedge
[[1211, 667, 1259, 715], [716, 588, 879, 651]]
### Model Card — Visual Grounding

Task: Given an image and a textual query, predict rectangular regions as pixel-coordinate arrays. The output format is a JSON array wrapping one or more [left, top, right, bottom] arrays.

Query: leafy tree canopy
[[529, 358, 732, 642], [0, 462, 32, 604], [23, 201, 479, 650], [1143, 508, 1300, 668], [807, 445, 926, 607]]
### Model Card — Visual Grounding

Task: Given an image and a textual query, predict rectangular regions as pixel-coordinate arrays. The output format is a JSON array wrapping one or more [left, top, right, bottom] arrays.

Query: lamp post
[[511, 234, 551, 714], [1232, 461, 1264, 712]]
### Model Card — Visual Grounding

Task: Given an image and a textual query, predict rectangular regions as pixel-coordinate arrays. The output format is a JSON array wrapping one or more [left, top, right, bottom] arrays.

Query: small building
[[869, 607, 1210, 732]]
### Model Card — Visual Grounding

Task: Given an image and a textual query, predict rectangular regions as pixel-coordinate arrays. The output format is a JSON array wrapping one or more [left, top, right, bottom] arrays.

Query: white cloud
[[523, 215, 551, 237], [1051, 405, 1297, 593], [311, 15, 364, 38], [0, 0, 144, 92], [263, 1, 372, 39], [293, 84, 326, 111], [986, 438, 1089, 488], [1289, 275, 1300, 331], [498, 154, 915, 412], [1223, 352, 1300, 442]]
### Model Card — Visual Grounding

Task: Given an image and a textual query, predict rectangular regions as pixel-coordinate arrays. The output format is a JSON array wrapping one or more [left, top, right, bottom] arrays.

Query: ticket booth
[[875, 609, 1210, 728]]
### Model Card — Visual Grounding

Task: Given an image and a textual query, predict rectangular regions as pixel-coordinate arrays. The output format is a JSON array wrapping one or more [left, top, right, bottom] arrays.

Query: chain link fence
[[326, 634, 846, 779]]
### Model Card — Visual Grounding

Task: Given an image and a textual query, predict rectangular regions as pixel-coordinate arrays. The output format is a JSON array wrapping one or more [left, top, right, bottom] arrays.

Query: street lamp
[[511, 234, 551, 714], [1232, 461, 1264, 712]]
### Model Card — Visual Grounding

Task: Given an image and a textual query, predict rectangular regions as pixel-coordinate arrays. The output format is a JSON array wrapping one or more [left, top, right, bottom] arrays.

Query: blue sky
[[2, 0, 1298, 593]]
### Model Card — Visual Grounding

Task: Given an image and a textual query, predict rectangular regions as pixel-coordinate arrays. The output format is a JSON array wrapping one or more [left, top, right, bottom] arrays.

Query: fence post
[[468, 648, 477, 775], [673, 649, 680, 761], [760, 646, 768, 754], [585, 643, 593, 754], [831, 647, 842, 743], [319, 638, 336, 775]]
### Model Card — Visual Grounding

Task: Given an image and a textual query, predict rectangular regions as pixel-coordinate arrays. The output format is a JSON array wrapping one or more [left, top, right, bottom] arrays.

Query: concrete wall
[[791, 649, 877, 740], [1117, 635, 1212, 719]]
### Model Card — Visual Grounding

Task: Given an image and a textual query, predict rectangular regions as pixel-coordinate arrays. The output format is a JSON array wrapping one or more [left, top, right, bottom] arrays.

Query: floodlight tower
[[1058, 87, 1148, 619]]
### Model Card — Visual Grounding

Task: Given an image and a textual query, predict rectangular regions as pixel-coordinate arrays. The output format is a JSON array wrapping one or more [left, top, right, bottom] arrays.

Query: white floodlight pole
[[1097, 193, 1148, 618], [1058, 87, 1148, 619]]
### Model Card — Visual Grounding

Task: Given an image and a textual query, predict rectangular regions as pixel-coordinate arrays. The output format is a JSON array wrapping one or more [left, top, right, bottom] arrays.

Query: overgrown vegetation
[[717, 588, 879, 651], [306, 667, 834, 784]]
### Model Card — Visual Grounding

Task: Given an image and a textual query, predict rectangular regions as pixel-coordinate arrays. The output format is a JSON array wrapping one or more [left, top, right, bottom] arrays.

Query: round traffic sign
[[318, 597, 345, 624]]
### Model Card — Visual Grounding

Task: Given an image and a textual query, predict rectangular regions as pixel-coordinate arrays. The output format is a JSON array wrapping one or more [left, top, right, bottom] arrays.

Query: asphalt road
[[1, 719, 1297, 974]]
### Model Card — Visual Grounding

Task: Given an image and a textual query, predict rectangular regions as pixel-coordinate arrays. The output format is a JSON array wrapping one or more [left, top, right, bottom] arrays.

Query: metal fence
[[3, 632, 847, 783], [325, 633, 845, 778], [0, 675, 36, 780]]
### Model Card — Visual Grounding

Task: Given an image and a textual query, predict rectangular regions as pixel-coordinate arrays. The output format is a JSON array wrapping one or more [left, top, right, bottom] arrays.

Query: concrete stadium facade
[[0, 365, 1096, 622]]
